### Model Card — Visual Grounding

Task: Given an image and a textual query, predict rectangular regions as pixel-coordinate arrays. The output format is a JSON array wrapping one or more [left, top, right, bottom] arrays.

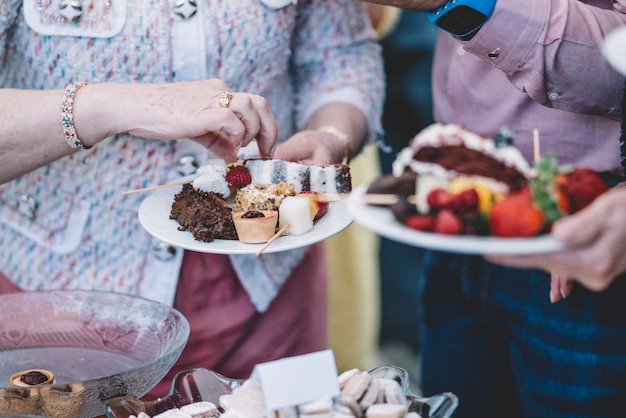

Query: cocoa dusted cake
[[170, 183, 238, 242]]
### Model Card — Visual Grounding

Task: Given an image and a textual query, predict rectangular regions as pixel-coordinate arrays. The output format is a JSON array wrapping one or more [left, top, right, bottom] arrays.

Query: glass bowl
[[0, 290, 190, 418], [104, 365, 458, 418]]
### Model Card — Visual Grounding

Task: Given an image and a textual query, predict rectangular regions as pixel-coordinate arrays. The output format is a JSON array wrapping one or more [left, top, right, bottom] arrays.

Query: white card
[[250, 350, 340, 410]]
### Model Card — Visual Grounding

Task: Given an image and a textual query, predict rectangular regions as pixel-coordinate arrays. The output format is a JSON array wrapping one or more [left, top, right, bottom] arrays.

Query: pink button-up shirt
[[432, 0, 626, 174]]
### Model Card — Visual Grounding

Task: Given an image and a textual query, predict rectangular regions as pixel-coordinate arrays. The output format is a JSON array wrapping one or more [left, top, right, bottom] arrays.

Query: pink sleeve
[[464, 0, 626, 120]]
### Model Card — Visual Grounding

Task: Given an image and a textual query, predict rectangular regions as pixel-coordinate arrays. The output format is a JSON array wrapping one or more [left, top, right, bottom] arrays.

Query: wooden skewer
[[315, 193, 416, 205], [256, 223, 290, 256], [358, 194, 417, 205], [533, 128, 541, 164], [122, 178, 192, 195]]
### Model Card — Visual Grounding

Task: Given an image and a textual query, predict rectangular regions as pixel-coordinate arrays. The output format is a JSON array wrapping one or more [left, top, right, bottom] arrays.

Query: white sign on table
[[250, 349, 340, 410]]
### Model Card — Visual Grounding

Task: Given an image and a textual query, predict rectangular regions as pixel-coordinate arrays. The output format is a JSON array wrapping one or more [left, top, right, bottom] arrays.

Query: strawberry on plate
[[404, 214, 435, 232], [433, 209, 463, 235], [490, 188, 545, 238], [557, 167, 609, 214]]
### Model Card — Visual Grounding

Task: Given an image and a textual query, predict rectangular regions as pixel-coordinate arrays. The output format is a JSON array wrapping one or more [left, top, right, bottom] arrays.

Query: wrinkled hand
[[486, 187, 626, 297], [613, 0, 626, 13], [273, 130, 340, 166], [360, 0, 446, 10], [116, 79, 277, 161]]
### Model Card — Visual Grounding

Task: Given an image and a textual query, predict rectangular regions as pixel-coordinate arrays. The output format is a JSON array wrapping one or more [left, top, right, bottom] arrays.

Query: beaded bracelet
[[317, 125, 350, 165], [61, 82, 89, 150]]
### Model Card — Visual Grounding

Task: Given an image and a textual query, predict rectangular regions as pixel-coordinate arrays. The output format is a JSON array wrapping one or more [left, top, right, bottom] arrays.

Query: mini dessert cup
[[232, 210, 279, 243], [10, 369, 55, 388]]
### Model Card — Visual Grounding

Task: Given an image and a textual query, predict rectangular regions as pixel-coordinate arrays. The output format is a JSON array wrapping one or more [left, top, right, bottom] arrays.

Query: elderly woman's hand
[[82, 79, 278, 161]]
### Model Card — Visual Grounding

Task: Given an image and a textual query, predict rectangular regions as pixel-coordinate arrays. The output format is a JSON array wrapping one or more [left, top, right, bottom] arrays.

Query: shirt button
[[58, 0, 83, 23], [175, 155, 200, 176], [488, 48, 501, 60], [18, 194, 38, 220], [548, 92, 560, 101], [174, 0, 198, 19], [153, 241, 177, 261]]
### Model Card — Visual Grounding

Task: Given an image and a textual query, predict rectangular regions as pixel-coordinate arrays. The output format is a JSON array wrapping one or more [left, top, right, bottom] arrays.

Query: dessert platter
[[138, 159, 354, 255], [347, 123, 610, 255], [0, 290, 190, 418], [104, 366, 458, 418]]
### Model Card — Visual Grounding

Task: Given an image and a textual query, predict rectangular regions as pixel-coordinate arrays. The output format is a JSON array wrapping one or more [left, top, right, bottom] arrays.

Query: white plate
[[138, 184, 353, 254], [603, 26, 626, 76], [346, 185, 565, 255]]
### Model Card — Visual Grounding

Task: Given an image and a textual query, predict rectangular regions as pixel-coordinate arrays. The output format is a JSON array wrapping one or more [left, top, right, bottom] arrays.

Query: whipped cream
[[192, 161, 230, 197], [392, 123, 533, 179]]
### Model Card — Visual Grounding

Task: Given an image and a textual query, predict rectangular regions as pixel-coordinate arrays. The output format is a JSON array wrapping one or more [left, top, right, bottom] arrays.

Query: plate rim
[[346, 184, 565, 255]]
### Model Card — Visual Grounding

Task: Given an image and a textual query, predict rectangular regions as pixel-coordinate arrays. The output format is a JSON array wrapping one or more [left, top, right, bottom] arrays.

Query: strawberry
[[296, 191, 329, 221], [433, 209, 463, 235], [490, 188, 544, 237], [557, 167, 609, 214], [226, 165, 252, 188], [404, 214, 435, 232], [552, 173, 571, 214], [426, 188, 454, 211], [451, 188, 479, 213]]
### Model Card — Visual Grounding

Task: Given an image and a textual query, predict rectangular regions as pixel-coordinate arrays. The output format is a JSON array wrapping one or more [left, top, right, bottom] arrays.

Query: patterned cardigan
[[0, 0, 384, 306]]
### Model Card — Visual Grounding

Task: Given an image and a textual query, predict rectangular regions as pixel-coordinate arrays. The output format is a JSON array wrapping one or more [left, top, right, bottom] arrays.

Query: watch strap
[[426, 0, 497, 40]]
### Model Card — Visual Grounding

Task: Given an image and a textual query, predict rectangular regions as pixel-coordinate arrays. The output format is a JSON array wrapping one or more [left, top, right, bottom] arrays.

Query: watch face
[[434, 5, 488, 36]]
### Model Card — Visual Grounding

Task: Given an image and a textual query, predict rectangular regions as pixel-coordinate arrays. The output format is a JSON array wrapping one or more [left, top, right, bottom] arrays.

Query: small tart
[[232, 210, 279, 243], [10, 369, 55, 387]]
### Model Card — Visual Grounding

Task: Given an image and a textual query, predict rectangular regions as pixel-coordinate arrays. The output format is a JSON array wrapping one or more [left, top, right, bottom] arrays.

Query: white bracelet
[[61, 82, 89, 150]]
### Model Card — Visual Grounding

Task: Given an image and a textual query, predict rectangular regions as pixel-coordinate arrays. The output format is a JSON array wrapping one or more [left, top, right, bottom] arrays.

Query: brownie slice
[[170, 184, 238, 242]]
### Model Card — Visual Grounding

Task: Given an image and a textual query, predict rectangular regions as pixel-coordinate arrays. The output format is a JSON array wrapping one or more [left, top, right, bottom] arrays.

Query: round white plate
[[603, 26, 626, 76], [346, 185, 565, 255], [138, 184, 353, 254]]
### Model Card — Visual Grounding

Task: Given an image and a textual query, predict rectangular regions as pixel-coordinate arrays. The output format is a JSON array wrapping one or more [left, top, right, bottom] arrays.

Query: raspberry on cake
[[226, 165, 253, 189]]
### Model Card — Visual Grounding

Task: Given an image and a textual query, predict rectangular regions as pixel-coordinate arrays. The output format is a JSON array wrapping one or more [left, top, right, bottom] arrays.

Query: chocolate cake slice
[[392, 123, 532, 193], [170, 184, 238, 242]]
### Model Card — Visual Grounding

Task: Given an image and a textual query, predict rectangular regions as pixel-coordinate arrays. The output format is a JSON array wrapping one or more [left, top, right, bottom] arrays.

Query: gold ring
[[218, 91, 233, 108]]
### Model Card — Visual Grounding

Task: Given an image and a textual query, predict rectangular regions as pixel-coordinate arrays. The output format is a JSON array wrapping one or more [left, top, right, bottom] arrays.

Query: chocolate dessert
[[170, 184, 238, 242], [412, 145, 527, 192]]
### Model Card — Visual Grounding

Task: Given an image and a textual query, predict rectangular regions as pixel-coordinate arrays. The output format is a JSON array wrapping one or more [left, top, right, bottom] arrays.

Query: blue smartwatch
[[426, 0, 497, 40]]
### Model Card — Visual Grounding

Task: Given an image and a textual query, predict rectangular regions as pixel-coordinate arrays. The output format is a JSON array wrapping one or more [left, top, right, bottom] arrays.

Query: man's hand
[[486, 187, 626, 295]]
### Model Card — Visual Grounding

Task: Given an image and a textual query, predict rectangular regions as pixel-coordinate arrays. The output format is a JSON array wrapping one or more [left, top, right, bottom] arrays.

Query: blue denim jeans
[[418, 250, 626, 418]]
